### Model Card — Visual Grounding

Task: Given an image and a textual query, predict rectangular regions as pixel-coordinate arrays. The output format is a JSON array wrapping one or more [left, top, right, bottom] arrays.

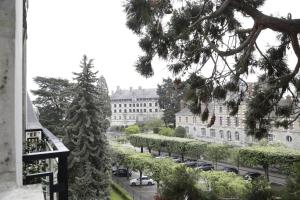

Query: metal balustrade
[[23, 128, 69, 200]]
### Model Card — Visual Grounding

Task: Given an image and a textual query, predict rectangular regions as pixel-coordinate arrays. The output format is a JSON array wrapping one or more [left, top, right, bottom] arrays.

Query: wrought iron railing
[[23, 128, 69, 200]]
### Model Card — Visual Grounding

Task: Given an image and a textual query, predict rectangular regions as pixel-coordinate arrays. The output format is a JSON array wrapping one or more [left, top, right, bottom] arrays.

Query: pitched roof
[[111, 88, 158, 100], [26, 93, 43, 130]]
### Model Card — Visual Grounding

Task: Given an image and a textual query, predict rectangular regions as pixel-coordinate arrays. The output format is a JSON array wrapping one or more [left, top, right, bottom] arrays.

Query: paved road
[[112, 173, 157, 200]]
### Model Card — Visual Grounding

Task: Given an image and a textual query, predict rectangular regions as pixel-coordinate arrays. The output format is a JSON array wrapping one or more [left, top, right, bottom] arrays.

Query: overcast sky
[[27, 0, 300, 95]]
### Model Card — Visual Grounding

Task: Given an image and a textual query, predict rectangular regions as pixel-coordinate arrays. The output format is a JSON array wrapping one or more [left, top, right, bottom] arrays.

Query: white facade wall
[[110, 88, 163, 126], [176, 102, 300, 148]]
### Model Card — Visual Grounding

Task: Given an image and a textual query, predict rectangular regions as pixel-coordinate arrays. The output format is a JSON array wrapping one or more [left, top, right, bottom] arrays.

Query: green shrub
[[125, 125, 140, 135], [153, 127, 160, 133], [111, 181, 132, 200], [158, 127, 174, 136], [173, 126, 187, 138]]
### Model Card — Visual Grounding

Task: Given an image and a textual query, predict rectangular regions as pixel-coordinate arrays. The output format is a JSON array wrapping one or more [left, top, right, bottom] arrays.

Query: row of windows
[[114, 102, 158, 108], [197, 128, 240, 141], [113, 115, 137, 120], [114, 108, 159, 113], [179, 116, 240, 127], [268, 134, 293, 143]]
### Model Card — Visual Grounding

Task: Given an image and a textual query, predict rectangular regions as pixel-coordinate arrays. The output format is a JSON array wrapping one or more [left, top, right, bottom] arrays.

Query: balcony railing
[[23, 128, 69, 200]]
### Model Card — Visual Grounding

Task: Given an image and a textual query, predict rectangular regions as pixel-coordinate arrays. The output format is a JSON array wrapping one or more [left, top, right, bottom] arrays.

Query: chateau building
[[110, 86, 163, 126], [176, 101, 300, 149]]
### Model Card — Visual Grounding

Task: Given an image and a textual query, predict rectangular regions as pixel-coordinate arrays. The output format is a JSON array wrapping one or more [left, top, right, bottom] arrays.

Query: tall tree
[[31, 76, 72, 136], [157, 78, 186, 127], [124, 0, 300, 139], [64, 55, 110, 200], [96, 75, 112, 130]]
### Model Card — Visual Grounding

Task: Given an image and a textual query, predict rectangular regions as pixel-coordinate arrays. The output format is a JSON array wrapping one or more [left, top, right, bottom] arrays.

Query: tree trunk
[[263, 164, 269, 181], [181, 154, 184, 162], [148, 148, 152, 153], [168, 151, 171, 157], [139, 170, 143, 185], [158, 150, 161, 156], [126, 167, 130, 180], [141, 146, 144, 153]]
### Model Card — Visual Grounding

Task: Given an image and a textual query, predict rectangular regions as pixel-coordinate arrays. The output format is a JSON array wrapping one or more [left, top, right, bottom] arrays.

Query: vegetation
[[31, 76, 72, 137], [239, 145, 300, 180], [282, 162, 300, 200], [125, 125, 140, 135], [144, 118, 164, 133], [158, 127, 174, 137], [157, 78, 187, 127], [64, 55, 111, 199], [96, 75, 112, 130], [173, 126, 187, 138], [111, 143, 252, 199], [204, 143, 230, 168], [110, 182, 132, 200], [124, 0, 300, 140]]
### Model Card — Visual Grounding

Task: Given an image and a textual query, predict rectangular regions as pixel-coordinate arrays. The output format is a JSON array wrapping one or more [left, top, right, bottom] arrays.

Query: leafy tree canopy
[[157, 78, 187, 127], [31, 76, 73, 136], [125, 125, 140, 134], [124, 0, 300, 139]]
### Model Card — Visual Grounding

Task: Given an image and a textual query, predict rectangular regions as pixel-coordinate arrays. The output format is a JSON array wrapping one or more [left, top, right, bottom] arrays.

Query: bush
[[144, 119, 164, 131], [158, 127, 174, 136], [125, 125, 140, 135], [153, 127, 160, 134], [111, 181, 132, 200], [173, 126, 187, 138]]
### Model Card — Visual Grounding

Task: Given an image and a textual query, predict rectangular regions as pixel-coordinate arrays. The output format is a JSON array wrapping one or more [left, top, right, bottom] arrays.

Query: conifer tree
[[96, 75, 112, 130], [64, 55, 111, 200]]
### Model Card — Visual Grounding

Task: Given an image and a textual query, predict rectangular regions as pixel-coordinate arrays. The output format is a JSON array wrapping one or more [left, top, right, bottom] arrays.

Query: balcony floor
[[0, 172, 44, 200]]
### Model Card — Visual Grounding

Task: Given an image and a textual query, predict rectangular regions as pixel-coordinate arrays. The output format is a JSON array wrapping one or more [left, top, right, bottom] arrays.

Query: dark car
[[243, 172, 262, 180], [223, 167, 239, 174], [196, 163, 214, 171], [184, 160, 198, 168], [113, 168, 132, 177]]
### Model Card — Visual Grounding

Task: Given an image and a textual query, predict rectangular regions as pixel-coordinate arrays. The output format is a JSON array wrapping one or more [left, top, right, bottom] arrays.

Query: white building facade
[[176, 101, 300, 149], [110, 86, 163, 126]]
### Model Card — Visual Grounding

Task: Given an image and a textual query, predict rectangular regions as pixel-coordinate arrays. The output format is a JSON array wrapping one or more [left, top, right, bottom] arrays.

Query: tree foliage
[[173, 126, 187, 138], [282, 162, 300, 200], [157, 78, 187, 127], [239, 145, 300, 180], [124, 0, 300, 139], [96, 75, 112, 130], [125, 125, 140, 135], [31, 76, 72, 136], [64, 55, 111, 200]]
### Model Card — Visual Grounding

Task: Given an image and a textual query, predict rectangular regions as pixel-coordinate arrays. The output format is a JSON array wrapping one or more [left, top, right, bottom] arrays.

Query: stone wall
[[0, 0, 16, 175]]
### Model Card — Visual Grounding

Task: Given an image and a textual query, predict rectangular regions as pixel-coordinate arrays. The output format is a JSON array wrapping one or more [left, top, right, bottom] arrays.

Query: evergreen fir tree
[[96, 75, 112, 130], [64, 55, 111, 200]]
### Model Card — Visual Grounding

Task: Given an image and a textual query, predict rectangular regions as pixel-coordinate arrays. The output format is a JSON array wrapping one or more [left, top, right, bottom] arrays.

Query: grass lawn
[[110, 188, 126, 200]]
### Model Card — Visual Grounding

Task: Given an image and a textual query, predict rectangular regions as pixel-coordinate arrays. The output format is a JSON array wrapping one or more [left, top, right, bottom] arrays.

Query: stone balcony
[[0, 172, 44, 200]]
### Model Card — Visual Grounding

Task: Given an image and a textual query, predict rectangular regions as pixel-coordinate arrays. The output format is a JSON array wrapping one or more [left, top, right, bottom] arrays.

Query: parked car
[[184, 160, 198, 168], [130, 176, 155, 186], [243, 172, 262, 181], [195, 163, 214, 171], [113, 168, 132, 177], [223, 167, 239, 174]]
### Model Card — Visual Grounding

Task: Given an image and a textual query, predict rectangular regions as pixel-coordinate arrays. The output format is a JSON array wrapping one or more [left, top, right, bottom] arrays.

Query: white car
[[130, 176, 155, 186]]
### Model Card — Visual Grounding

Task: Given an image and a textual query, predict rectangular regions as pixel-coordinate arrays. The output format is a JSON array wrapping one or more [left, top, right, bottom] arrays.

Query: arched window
[[227, 131, 232, 141], [235, 132, 239, 141], [201, 128, 206, 137], [286, 135, 293, 142], [219, 130, 224, 139], [210, 129, 216, 137]]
